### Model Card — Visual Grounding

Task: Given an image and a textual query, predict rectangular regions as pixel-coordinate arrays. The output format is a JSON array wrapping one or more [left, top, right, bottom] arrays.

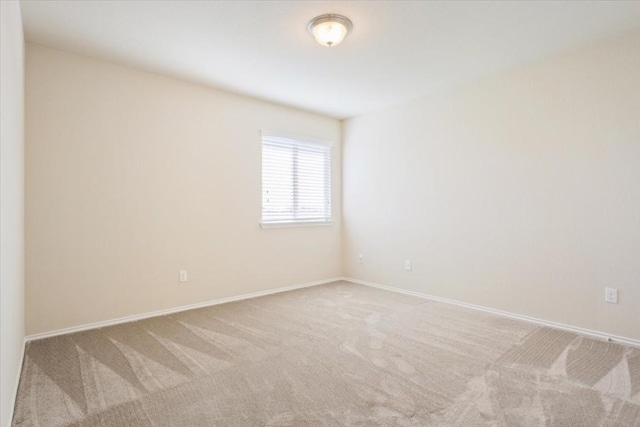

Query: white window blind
[[261, 131, 332, 226]]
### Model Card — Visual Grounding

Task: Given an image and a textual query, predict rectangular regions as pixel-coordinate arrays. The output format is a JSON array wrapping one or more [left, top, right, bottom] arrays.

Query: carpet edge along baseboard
[[345, 277, 640, 348], [25, 277, 343, 341], [25, 276, 640, 348]]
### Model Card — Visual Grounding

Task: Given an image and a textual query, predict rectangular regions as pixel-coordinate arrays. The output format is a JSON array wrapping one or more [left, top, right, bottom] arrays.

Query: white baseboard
[[341, 277, 640, 348], [25, 277, 342, 342], [22, 273, 640, 349]]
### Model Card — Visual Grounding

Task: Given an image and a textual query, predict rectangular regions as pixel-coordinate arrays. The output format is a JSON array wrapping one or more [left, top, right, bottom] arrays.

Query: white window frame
[[260, 131, 333, 228]]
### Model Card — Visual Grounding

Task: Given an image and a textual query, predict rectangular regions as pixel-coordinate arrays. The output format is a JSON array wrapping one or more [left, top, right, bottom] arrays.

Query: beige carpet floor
[[13, 281, 640, 426]]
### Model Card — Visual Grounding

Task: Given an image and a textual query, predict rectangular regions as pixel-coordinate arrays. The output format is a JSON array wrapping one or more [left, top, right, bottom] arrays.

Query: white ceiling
[[20, 1, 640, 119]]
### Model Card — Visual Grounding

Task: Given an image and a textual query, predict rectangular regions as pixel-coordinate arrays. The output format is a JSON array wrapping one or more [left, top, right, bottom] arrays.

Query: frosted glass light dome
[[308, 14, 353, 47]]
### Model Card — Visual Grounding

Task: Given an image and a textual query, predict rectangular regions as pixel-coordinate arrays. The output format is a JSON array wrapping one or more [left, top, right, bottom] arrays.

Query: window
[[261, 131, 332, 227]]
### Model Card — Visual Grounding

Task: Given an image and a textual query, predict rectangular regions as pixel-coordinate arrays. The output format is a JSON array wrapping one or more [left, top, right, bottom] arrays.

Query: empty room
[[1, 1, 639, 426]]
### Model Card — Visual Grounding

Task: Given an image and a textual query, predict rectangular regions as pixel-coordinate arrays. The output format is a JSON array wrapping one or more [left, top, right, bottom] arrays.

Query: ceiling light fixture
[[308, 14, 353, 47]]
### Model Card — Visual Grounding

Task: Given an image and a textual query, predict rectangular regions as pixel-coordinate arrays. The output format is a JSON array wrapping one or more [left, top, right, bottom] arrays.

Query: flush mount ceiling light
[[308, 14, 353, 47]]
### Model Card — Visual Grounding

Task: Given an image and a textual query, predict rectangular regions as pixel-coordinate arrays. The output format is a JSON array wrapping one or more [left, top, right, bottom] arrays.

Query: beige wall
[[24, 31, 640, 342], [25, 44, 341, 335], [1, 1, 25, 425], [343, 32, 640, 340]]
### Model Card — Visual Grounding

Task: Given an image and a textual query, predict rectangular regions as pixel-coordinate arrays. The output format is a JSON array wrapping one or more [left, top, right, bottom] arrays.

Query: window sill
[[260, 220, 334, 229]]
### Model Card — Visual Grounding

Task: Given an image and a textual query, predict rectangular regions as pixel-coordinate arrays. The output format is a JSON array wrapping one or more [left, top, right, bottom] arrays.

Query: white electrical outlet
[[605, 287, 617, 304], [358, 254, 364, 264], [405, 260, 412, 271], [179, 270, 188, 283]]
